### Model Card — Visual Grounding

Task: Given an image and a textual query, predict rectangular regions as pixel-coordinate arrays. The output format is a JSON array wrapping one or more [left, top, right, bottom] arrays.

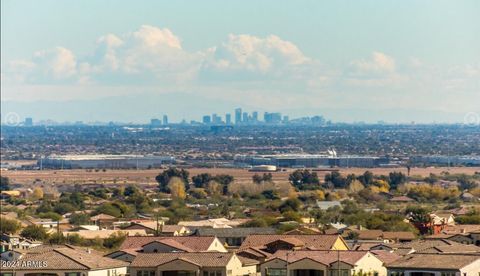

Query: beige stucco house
[[129, 252, 259, 276], [260, 250, 387, 276], [0, 245, 128, 276]]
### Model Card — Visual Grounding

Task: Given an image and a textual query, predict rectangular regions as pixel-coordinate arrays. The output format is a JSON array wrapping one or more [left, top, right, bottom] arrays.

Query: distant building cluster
[[411, 155, 480, 166], [235, 154, 391, 168], [38, 154, 175, 169], [149, 107, 326, 127]]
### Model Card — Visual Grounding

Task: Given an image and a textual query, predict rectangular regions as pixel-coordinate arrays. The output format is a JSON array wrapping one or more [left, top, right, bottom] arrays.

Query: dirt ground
[[2, 166, 479, 186]]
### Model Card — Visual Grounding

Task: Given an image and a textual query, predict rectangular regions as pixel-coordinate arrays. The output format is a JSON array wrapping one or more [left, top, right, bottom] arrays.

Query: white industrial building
[[38, 154, 175, 169]]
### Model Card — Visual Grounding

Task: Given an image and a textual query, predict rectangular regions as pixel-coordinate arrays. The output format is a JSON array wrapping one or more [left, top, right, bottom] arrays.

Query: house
[[129, 252, 259, 276], [63, 229, 147, 240], [0, 234, 42, 252], [393, 239, 480, 255], [178, 218, 251, 229], [237, 235, 349, 262], [106, 236, 228, 262], [426, 225, 480, 245], [194, 227, 276, 247], [316, 200, 342, 210], [260, 250, 387, 276], [389, 196, 414, 203], [460, 192, 478, 202], [387, 253, 480, 276], [0, 245, 128, 276], [343, 230, 416, 243], [124, 221, 190, 236], [283, 226, 322, 235], [90, 213, 118, 228]]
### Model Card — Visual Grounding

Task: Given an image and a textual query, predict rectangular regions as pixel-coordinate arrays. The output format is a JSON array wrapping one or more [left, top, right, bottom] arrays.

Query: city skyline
[[1, 1, 480, 123]]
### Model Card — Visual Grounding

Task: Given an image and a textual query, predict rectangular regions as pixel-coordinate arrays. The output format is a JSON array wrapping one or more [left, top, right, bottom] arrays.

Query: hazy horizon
[[2, 0, 479, 124]]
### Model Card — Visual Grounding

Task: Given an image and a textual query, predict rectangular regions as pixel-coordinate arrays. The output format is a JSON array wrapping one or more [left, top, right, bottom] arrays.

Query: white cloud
[[203, 34, 309, 74], [350, 51, 395, 73], [33, 47, 77, 78]]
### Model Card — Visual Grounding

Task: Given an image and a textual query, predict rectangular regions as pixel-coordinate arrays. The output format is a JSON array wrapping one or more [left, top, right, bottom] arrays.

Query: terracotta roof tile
[[120, 236, 219, 252], [388, 253, 480, 270], [239, 234, 342, 251], [130, 252, 234, 268]]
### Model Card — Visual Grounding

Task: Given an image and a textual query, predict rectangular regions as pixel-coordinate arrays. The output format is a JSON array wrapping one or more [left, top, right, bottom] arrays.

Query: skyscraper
[[24, 117, 33, 127], [163, 115, 168, 125], [225, 113, 232, 125], [242, 112, 249, 123], [212, 114, 222, 124], [264, 112, 282, 124], [252, 111, 258, 122], [150, 118, 161, 126], [203, 115, 211, 124], [235, 108, 242, 124]]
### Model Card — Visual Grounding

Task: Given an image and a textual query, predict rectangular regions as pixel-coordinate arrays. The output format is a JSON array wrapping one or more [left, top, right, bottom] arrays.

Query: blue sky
[[1, 0, 479, 123]]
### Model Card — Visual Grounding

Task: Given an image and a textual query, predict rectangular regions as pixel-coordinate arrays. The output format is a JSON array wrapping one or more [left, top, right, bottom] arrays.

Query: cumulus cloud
[[351, 51, 396, 73], [33, 47, 77, 78], [344, 52, 405, 86], [202, 34, 309, 75]]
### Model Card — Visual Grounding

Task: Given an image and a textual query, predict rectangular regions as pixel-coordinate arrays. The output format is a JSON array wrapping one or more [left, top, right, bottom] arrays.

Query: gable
[[157, 259, 201, 271], [143, 242, 187, 253]]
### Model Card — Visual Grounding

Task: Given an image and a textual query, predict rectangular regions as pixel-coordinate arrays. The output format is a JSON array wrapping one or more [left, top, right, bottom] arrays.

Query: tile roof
[[370, 250, 401, 264], [239, 234, 341, 251], [130, 252, 235, 268], [144, 239, 194, 252], [396, 239, 465, 253], [64, 229, 147, 239], [387, 253, 480, 270], [382, 232, 416, 240], [1, 246, 127, 271], [90, 213, 117, 220], [120, 236, 218, 252], [421, 244, 480, 253], [195, 227, 276, 237], [266, 250, 369, 266]]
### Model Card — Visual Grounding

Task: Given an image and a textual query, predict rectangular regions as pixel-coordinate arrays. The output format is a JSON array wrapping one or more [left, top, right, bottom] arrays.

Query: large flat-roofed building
[[39, 154, 175, 169], [234, 154, 389, 168]]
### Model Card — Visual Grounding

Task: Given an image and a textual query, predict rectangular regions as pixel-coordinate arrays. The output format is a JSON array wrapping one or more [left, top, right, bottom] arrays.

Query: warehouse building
[[38, 154, 175, 169]]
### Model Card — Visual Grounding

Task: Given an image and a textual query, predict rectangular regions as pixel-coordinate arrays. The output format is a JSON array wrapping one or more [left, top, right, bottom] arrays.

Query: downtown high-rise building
[[252, 111, 258, 122], [163, 115, 168, 125], [225, 113, 232, 125], [235, 108, 242, 124], [203, 115, 211, 124]]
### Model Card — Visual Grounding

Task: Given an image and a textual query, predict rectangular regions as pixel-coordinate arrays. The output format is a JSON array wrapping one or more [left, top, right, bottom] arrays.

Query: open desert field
[[2, 166, 479, 186]]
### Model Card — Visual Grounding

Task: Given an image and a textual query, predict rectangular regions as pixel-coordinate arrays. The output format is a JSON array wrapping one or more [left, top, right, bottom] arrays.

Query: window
[[178, 271, 196, 276], [65, 273, 81, 276], [267, 269, 287, 276], [137, 270, 156, 276], [329, 270, 349, 276]]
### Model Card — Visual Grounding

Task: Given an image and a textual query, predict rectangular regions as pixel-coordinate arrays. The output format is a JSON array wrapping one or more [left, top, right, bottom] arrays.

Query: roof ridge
[[53, 248, 91, 270]]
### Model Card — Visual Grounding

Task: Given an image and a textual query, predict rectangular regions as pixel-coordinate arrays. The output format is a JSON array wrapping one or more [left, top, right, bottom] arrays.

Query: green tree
[[192, 173, 213, 188], [0, 217, 21, 234], [289, 169, 320, 190], [156, 168, 190, 192], [389, 171, 407, 189], [324, 171, 348, 188], [0, 176, 10, 191], [21, 225, 49, 241], [69, 213, 90, 226], [103, 233, 127, 249], [279, 198, 301, 213]]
